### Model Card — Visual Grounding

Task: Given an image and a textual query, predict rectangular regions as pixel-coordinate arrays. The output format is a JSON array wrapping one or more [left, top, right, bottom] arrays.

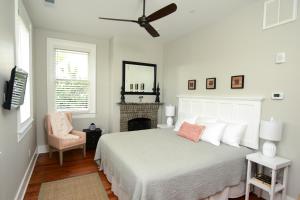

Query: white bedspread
[[94, 128, 253, 200]]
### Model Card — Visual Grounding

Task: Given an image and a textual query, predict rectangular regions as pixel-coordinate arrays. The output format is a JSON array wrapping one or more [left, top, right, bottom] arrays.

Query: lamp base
[[166, 117, 173, 127], [262, 141, 277, 158]]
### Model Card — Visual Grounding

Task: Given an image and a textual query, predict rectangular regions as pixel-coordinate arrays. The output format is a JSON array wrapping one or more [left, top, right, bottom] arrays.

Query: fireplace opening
[[128, 118, 151, 131]]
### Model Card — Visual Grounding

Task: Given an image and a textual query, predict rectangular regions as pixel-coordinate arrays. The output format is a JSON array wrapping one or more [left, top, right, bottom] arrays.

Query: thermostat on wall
[[272, 92, 284, 100]]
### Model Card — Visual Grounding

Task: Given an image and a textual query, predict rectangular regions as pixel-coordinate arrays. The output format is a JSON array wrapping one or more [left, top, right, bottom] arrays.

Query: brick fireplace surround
[[119, 103, 162, 132]]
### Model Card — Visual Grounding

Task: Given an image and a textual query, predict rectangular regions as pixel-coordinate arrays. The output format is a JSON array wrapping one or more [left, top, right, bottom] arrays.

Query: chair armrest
[[71, 130, 86, 142], [48, 134, 62, 150]]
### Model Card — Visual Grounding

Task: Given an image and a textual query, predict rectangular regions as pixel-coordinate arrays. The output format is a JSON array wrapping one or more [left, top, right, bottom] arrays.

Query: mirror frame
[[122, 61, 157, 95]]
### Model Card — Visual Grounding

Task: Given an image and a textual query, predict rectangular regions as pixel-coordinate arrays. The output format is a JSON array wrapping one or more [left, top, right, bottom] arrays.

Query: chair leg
[[49, 146, 52, 158], [59, 150, 63, 166], [83, 144, 86, 158]]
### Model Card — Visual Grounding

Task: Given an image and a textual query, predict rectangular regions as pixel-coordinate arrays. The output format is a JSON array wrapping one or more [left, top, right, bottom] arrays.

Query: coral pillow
[[177, 122, 206, 142]]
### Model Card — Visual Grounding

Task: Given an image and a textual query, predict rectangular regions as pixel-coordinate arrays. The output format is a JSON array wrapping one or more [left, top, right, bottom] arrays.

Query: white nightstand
[[245, 152, 291, 200], [157, 124, 174, 129]]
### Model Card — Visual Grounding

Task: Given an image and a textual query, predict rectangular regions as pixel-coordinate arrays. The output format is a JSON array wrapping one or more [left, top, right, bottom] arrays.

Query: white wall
[[0, 0, 37, 199], [34, 28, 111, 146], [164, 1, 300, 198], [109, 37, 164, 132], [34, 30, 164, 146]]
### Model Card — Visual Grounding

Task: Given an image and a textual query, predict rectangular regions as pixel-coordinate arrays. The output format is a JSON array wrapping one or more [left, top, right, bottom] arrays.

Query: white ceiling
[[23, 0, 255, 42]]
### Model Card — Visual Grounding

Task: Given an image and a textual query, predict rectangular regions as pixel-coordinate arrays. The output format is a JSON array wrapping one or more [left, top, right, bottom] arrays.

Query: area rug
[[38, 173, 109, 200]]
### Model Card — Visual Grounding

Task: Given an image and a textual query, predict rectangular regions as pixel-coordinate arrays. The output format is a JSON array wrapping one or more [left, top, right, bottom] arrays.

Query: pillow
[[177, 122, 206, 142], [200, 122, 227, 146], [174, 115, 198, 131], [221, 123, 247, 147]]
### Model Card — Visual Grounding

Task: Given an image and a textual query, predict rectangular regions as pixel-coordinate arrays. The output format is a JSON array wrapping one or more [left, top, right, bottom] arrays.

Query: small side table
[[157, 124, 174, 129], [83, 128, 102, 149], [245, 152, 291, 200]]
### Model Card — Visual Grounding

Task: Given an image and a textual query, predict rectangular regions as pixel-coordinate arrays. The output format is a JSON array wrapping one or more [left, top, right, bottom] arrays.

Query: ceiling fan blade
[[98, 17, 138, 23], [144, 23, 160, 37], [146, 3, 177, 22]]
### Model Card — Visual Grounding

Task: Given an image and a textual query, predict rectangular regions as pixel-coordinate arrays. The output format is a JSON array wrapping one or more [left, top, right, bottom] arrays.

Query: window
[[15, 1, 33, 142], [47, 38, 96, 118]]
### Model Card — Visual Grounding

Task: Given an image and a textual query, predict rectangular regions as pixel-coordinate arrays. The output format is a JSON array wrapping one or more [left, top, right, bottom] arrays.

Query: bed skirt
[[99, 165, 245, 200]]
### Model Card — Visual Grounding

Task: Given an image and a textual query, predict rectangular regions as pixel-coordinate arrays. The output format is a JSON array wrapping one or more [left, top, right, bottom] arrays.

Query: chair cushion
[[59, 131, 86, 149]]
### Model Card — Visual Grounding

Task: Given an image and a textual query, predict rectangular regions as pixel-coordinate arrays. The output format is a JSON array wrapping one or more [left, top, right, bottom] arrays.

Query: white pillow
[[221, 123, 247, 148], [174, 115, 198, 131], [200, 122, 227, 146]]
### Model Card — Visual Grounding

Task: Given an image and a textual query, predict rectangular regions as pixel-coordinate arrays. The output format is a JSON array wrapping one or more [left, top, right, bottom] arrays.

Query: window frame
[[47, 38, 96, 118], [15, 0, 34, 142]]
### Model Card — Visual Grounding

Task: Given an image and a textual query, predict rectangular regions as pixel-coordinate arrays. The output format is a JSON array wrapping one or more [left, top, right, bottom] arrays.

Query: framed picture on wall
[[231, 75, 244, 89], [206, 78, 216, 89], [188, 80, 196, 90]]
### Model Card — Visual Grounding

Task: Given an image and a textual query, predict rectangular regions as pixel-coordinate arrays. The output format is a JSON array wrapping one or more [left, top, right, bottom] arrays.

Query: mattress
[[94, 128, 253, 200]]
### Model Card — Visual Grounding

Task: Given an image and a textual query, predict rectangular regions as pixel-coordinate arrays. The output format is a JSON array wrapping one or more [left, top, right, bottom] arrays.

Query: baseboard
[[38, 144, 49, 154], [14, 147, 38, 200], [254, 187, 295, 200], [287, 196, 296, 200]]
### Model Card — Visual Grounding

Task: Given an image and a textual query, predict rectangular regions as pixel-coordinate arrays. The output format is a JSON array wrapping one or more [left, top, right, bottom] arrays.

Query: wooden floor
[[24, 149, 263, 200]]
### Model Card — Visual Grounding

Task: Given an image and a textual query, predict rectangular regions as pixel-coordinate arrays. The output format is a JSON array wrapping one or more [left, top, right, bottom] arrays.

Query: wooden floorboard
[[24, 149, 262, 200]]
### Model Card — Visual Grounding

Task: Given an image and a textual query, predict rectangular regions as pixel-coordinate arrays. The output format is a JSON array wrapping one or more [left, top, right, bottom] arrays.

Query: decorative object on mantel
[[140, 83, 144, 92], [188, 80, 196, 90], [130, 84, 133, 92], [231, 75, 244, 89], [206, 78, 216, 89], [260, 117, 283, 158], [155, 83, 160, 103], [165, 105, 175, 126], [121, 86, 125, 103], [138, 96, 144, 103]]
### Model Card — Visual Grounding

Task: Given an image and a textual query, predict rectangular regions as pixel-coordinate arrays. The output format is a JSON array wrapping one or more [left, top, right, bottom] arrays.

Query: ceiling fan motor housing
[[138, 16, 148, 27]]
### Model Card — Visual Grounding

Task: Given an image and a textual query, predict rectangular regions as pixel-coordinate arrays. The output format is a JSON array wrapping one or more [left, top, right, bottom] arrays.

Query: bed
[[95, 96, 264, 200]]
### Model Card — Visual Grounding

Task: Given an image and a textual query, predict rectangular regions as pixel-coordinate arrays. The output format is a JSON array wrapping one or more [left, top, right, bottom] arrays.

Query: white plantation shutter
[[55, 49, 90, 111], [17, 15, 31, 123]]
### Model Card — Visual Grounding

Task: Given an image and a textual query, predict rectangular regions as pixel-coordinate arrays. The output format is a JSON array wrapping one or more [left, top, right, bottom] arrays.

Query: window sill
[[73, 113, 96, 119], [18, 118, 34, 143]]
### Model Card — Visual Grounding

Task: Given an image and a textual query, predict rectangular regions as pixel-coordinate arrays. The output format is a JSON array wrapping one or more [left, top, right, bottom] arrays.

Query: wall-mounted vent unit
[[45, 0, 55, 4], [263, 0, 298, 29], [44, 0, 55, 6]]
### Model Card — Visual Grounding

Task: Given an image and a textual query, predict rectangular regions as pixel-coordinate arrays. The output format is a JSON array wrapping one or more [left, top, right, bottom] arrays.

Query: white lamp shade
[[260, 119, 283, 141], [165, 105, 175, 117]]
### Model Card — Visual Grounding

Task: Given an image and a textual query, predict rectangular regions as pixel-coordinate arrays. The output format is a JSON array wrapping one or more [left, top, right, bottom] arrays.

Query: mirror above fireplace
[[122, 61, 157, 95]]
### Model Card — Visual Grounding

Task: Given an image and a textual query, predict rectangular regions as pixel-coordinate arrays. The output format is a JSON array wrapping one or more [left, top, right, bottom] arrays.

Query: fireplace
[[119, 103, 162, 132], [128, 118, 151, 131]]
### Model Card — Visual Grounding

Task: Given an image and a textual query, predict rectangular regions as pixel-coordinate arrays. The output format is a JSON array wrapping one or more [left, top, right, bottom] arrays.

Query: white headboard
[[177, 96, 264, 149]]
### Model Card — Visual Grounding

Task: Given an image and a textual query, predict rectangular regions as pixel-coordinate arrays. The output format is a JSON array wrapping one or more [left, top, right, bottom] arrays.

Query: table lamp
[[260, 117, 283, 158], [165, 105, 175, 127]]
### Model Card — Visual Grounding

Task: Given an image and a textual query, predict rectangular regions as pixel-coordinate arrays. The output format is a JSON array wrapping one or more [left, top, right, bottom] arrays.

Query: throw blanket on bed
[[94, 129, 253, 200], [49, 112, 79, 140]]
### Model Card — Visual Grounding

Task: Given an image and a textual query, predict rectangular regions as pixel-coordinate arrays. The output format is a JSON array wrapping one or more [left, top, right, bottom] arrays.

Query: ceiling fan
[[98, 0, 177, 37]]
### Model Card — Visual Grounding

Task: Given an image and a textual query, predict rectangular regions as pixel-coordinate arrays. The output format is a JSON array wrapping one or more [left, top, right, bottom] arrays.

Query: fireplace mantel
[[118, 102, 163, 132]]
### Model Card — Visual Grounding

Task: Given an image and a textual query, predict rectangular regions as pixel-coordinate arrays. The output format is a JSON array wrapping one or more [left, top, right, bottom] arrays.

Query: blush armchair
[[45, 112, 86, 166]]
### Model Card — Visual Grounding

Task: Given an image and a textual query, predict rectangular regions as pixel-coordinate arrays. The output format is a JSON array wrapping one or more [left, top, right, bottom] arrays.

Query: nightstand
[[157, 124, 174, 129], [245, 152, 291, 200], [83, 128, 102, 149]]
